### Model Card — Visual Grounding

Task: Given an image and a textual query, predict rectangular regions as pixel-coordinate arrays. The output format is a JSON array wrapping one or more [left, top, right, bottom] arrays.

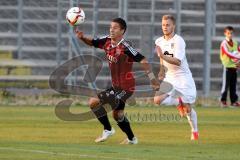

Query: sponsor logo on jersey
[[107, 54, 117, 63]]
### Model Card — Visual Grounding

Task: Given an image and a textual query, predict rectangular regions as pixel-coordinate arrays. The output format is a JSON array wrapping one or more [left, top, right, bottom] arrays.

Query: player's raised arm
[[75, 28, 94, 46]]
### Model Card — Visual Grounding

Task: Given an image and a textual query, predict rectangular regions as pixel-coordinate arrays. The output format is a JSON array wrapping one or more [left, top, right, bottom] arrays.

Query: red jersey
[[92, 36, 145, 92]]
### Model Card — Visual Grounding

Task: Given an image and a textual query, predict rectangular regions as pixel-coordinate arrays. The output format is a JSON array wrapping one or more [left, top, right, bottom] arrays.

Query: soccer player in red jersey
[[75, 18, 159, 144]]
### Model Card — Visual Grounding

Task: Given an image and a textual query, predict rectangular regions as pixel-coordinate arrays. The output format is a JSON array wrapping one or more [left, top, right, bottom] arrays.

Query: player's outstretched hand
[[75, 28, 84, 39]]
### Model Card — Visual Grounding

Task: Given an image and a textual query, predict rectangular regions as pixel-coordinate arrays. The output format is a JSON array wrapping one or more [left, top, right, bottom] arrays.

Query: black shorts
[[97, 87, 133, 110]]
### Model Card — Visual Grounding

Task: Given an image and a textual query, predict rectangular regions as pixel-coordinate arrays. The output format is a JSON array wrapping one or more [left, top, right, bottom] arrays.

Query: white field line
[[0, 147, 138, 160]]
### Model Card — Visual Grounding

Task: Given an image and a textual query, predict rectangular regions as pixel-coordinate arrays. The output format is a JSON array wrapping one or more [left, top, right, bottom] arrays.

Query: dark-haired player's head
[[112, 18, 127, 33], [224, 26, 234, 41], [110, 18, 127, 40]]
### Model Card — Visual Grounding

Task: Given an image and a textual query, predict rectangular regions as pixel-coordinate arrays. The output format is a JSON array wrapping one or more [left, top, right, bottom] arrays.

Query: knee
[[112, 110, 124, 121], [88, 98, 100, 109], [154, 96, 161, 105], [183, 104, 191, 114]]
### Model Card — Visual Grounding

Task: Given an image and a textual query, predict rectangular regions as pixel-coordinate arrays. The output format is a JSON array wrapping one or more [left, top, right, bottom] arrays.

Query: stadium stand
[[0, 0, 240, 92]]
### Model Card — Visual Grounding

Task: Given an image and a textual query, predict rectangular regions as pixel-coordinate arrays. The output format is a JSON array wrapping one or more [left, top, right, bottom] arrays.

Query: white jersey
[[155, 34, 191, 78], [155, 34, 196, 103]]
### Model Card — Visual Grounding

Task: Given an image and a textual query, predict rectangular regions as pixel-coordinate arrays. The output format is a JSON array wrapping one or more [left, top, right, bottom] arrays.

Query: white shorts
[[164, 75, 197, 104]]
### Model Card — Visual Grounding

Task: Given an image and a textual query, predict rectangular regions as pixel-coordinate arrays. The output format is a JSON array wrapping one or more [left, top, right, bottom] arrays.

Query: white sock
[[161, 96, 178, 106], [186, 108, 198, 132]]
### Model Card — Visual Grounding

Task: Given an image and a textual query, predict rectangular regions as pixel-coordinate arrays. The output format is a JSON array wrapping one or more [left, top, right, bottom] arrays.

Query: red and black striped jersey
[[92, 36, 145, 92]]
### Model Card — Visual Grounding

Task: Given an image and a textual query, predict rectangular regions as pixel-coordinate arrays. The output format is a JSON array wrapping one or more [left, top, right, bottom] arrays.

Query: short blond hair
[[162, 15, 176, 25]]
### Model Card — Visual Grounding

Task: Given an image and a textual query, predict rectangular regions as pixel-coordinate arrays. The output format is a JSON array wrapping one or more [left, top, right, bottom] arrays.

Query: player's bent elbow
[[174, 60, 181, 66]]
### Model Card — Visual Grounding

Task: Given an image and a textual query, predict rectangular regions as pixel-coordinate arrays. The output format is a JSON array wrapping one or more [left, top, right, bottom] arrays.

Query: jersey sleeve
[[92, 35, 108, 49], [174, 36, 186, 61], [122, 41, 145, 62], [155, 38, 161, 57]]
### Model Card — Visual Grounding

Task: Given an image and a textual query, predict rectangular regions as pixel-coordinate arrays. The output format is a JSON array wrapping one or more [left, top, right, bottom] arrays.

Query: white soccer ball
[[66, 7, 85, 26]]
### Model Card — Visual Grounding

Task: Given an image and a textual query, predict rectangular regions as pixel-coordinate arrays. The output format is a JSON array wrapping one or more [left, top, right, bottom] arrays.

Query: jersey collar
[[111, 38, 124, 48]]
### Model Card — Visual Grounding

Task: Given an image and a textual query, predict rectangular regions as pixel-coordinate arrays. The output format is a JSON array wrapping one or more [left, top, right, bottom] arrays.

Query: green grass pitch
[[0, 105, 240, 160]]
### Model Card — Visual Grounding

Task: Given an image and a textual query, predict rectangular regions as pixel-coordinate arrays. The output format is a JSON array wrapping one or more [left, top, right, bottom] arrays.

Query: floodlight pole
[[123, 0, 128, 23], [118, 0, 124, 19], [17, 0, 23, 59], [203, 0, 214, 96], [123, 0, 128, 37], [57, 0, 62, 66], [92, 0, 99, 55], [149, 0, 155, 62], [174, 0, 181, 35], [212, 0, 216, 37], [118, 0, 128, 38]]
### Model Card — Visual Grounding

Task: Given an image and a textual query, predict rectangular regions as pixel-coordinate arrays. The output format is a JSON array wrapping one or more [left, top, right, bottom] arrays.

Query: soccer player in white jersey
[[153, 15, 199, 140]]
